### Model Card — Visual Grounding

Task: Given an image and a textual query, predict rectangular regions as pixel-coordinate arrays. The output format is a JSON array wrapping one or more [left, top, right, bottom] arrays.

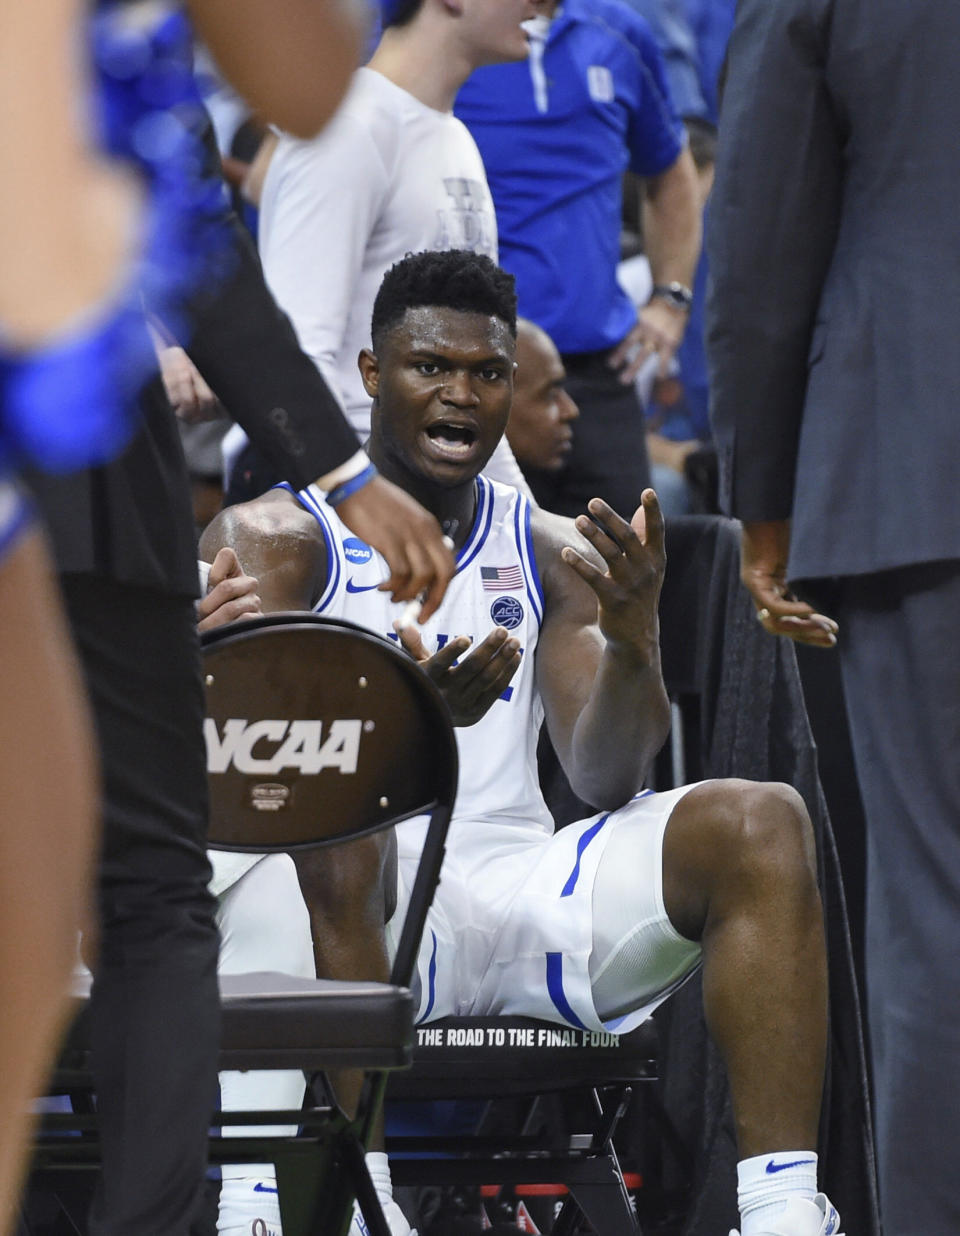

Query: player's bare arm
[[199, 489, 329, 613], [533, 488, 670, 810]]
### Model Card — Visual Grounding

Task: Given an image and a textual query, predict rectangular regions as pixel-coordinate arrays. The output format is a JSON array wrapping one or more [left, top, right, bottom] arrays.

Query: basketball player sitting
[[200, 250, 843, 1236]]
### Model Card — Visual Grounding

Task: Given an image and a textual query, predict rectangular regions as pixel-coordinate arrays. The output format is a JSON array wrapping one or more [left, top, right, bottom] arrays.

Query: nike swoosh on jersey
[[253, 1182, 279, 1193], [345, 579, 382, 593]]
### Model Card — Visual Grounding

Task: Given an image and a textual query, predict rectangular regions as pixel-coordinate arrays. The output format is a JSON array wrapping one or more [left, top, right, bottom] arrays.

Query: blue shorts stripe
[[560, 813, 610, 897], [416, 930, 439, 1025], [546, 952, 587, 1030]]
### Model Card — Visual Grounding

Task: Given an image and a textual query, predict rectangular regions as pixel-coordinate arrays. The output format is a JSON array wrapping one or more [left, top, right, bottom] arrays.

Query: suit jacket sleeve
[[176, 121, 362, 491], [706, 0, 843, 522]]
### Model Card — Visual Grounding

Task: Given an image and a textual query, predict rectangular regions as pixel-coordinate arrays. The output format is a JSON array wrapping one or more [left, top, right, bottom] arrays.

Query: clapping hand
[[396, 623, 521, 726]]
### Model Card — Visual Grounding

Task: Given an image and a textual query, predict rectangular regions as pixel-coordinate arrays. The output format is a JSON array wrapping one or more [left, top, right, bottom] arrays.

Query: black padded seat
[[57, 972, 415, 1077], [217, 973, 415, 1072]]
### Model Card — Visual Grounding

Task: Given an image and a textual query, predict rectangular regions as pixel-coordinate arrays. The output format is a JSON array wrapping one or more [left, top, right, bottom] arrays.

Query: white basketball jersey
[[292, 476, 554, 836]]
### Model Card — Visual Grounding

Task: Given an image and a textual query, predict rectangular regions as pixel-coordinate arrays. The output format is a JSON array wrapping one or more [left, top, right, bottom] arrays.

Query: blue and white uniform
[[296, 476, 701, 1034]]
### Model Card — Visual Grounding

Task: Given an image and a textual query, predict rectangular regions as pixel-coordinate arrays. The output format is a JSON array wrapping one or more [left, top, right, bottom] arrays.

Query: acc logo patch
[[490, 595, 524, 630], [343, 537, 374, 565]]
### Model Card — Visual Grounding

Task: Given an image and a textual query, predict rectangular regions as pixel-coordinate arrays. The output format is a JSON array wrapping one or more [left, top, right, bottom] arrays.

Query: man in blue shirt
[[682, 0, 736, 125], [625, 0, 708, 121], [455, 0, 700, 519]]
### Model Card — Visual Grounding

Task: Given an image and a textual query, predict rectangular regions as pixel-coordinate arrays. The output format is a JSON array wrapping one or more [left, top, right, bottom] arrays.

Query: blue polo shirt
[[455, 0, 684, 354]]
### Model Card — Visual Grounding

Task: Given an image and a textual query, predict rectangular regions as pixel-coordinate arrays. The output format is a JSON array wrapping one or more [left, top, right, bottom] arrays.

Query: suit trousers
[[61, 574, 220, 1236], [522, 350, 651, 520], [836, 560, 960, 1236]]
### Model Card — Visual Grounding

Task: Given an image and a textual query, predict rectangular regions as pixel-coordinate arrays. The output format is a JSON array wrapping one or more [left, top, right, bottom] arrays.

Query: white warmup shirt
[[256, 67, 528, 493], [260, 68, 496, 433]]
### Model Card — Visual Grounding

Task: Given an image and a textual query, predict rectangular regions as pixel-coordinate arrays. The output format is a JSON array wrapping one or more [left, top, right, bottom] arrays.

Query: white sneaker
[[728, 1192, 844, 1236], [218, 1172, 283, 1235], [350, 1196, 417, 1236]]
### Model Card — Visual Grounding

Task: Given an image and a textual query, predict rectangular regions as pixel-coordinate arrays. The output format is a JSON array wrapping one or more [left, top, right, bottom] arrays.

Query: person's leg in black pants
[[837, 560, 960, 1236], [61, 574, 220, 1236]]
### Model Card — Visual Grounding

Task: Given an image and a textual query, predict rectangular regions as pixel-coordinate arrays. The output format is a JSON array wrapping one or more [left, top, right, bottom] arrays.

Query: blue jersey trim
[[286, 483, 341, 611], [515, 493, 545, 625], [456, 477, 494, 575], [546, 952, 588, 1030], [415, 930, 439, 1026], [560, 814, 610, 897]]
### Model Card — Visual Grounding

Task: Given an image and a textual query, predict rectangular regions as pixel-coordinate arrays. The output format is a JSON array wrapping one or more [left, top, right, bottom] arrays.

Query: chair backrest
[[200, 612, 459, 988]]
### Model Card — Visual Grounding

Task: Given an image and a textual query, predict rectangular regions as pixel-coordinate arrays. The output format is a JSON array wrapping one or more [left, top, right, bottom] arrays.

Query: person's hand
[[607, 300, 688, 384], [196, 547, 262, 631], [159, 346, 225, 423], [336, 474, 456, 622], [395, 623, 521, 726], [562, 489, 666, 652], [741, 520, 838, 648]]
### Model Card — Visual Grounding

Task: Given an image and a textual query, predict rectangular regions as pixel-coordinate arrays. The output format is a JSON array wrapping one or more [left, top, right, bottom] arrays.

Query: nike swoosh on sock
[[764, 1158, 816, 1174]]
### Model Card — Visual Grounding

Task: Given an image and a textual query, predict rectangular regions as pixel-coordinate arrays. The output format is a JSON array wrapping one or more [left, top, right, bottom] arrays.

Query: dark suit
[[707, 3, 960, 1233], [26, 123, 362, 1233]]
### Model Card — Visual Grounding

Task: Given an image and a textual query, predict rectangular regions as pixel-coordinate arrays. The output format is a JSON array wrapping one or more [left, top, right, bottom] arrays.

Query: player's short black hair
[[371, 250, 518, 352]]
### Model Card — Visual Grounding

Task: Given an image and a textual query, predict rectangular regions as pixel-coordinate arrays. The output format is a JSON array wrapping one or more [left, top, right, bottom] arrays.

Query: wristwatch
[[650, 282, 694, 313]]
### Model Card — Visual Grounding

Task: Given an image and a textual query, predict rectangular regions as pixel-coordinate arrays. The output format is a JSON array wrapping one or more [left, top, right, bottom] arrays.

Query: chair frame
[[33, 613, 459, 1236], [384, 1006, 699, 1236]]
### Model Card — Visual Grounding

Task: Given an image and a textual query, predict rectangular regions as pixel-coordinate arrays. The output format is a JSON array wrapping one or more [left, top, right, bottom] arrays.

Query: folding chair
[[33, 613, 458, 1236], [386, 1014, 684, 1235]]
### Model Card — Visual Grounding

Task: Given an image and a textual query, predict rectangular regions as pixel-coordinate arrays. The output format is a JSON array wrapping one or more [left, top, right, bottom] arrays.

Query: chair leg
[[337, 1131, 394, 1236], [557, 1160, 641, 1236], [552, 1085, 641, 1236]]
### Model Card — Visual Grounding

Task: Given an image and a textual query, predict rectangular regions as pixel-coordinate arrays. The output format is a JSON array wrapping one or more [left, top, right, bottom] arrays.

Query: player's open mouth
[[423, 420, 480, 462]]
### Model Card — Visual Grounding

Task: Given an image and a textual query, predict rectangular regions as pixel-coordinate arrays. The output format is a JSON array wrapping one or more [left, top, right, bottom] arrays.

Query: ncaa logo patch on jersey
[[491, 595, 524, 630], [343, 537, 374, 565]]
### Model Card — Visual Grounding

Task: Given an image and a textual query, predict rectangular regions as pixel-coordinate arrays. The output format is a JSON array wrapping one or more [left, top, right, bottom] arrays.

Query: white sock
[[365, 1150, 394, 1212], [737, 1151, 818, 1236], [351, 1152, 415, 1236]]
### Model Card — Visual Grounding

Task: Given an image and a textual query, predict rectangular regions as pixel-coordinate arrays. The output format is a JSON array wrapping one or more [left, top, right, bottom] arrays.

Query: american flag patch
[[481, 565, 524, 591]]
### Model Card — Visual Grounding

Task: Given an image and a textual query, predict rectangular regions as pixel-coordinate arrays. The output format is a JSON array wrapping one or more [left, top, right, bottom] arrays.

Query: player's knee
[[296, 833, 390, 928], [219, 856, 313, 976], [706, 780, 817, 898]]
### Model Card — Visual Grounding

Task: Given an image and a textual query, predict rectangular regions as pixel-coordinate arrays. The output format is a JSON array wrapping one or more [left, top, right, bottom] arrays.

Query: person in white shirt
[[254, 0, 534, 494]]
